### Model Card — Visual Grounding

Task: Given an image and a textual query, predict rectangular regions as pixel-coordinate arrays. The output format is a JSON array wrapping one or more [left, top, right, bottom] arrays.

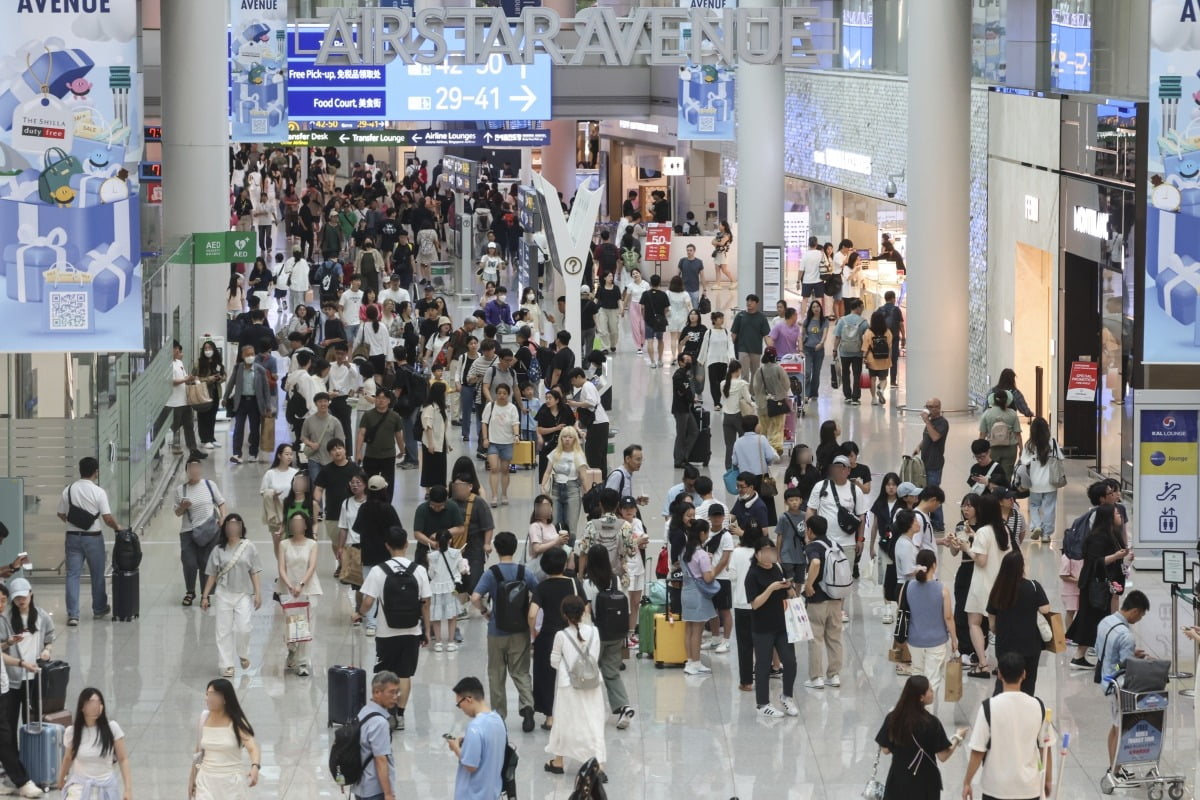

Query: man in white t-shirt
[[166, 340, 204, 458], [339, 274, 365, 344], [798, 236, 827, 297], [354, 526, 432, 732], [57, 456, 122, 627], [379, 272, 411, 310], [566, 368, 609, 474], [963, 652, 1052, 800], [912, 486, 946, 553], [805, 455, 867, 622]]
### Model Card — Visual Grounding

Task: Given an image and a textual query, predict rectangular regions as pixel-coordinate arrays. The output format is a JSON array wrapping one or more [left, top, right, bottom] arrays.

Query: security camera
[[884, 169, 905, 200]]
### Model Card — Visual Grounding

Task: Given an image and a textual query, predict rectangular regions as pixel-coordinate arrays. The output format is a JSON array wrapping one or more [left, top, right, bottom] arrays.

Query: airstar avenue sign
[[312, 6, 830, 67]]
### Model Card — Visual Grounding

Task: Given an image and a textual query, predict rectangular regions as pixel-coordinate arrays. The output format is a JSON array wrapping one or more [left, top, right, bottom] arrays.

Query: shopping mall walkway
[[40, 295, 1200, 798]]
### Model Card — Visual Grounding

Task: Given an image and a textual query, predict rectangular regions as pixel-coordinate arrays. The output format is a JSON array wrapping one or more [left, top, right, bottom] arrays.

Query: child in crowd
[[428, 529, 469, 651], [520, 383, 541, 442]]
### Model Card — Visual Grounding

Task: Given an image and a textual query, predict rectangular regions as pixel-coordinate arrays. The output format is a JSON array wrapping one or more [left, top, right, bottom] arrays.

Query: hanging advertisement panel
[[1145, 0, 1200, 363], [0, 0, 142, 352], [229, 0, 289, 143], [677, 63, 735, 141]]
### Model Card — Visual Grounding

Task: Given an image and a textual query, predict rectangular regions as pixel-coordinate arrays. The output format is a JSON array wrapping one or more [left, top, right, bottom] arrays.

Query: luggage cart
[[780, 353, 806, 457], [1099, 688, 1185, 799]]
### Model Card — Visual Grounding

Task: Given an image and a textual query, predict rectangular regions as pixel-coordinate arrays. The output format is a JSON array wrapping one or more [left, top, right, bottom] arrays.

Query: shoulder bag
[[440, 549, 466, 594], [214, 539, 250, 588], [361, 408, 392, 445], [758, 438, 778, 498], [186, 382, 213, 412], [1047, 439, 1068, 489], [1088, 557, 1114, 610], [683, 553, 721, 598], [186, 481, 221, 547], [862, 748, 885, 800], [65, 483, 99, 531]]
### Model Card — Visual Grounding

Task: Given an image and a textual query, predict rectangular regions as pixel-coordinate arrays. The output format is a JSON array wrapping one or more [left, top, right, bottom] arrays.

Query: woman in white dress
[[55, 687, 133, 800], [189, 679, 260, 800], [963, 493, 1011, 678], [200, 515, 264, 678], [276, 511, 322, 677], [622, 268, 651, 355], [664, 275, 694, 365], [259, 444, 298, 556], [545, 595, 606, 777]]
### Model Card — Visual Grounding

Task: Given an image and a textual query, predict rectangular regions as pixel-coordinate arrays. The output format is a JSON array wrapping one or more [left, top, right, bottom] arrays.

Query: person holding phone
[[446, 677, 507, 800], [743, 539, 798, 717]]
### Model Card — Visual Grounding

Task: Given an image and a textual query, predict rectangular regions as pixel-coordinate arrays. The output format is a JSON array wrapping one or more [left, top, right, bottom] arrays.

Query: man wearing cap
[[483, 286, 515, 330], [57, 457, 121, 626], [579, 285, 599, 352], [805, 455, 868, 621], [379, 271, 411, 310], [355, 390, 407, 503], [300, 393, 343, 483], [478, 241, 505, 288], [415, 283, 439, 316]]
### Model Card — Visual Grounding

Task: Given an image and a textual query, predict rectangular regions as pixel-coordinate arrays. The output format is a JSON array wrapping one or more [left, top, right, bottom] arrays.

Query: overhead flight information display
[[286, 26, 552, 122]]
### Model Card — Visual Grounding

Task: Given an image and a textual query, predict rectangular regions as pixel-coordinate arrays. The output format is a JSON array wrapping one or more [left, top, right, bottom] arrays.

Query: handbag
[[1047, 440, 1068, 488], [64, 484, 99, 531], [684, 557, 720, 598], [830, 359, 840, 389], [185, 480, 221, 547], [766, 398, 789, 417], [784, 596, 814, 643], [1036, 609, 1053, 642], [755, 435, 778, 498], [723, 466, 740, 495], [38, 147, 83, 204], [862, 748, 885, 800], [1087, 560, 1113, 610], [892, 583, 911, 644], [186, 382, 213, 412], [697, 293, 711, 314]]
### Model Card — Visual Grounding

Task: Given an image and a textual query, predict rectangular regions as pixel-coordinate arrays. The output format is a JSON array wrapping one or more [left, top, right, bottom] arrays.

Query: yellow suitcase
[[513, 439, 535, 468], [653, 612, 687, 668]]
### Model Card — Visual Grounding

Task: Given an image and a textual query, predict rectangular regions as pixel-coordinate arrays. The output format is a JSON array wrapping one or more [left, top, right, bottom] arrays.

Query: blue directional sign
[[286, 26, 552, 122]]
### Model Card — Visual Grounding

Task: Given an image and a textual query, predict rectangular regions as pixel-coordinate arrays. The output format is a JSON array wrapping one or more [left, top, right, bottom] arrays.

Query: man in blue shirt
[[677, 244, 705, 308], [1096, 590, 1150, 776], [470, 531, 539, 733], [352, 671, 400, 800], [448, 676, 508, 800]]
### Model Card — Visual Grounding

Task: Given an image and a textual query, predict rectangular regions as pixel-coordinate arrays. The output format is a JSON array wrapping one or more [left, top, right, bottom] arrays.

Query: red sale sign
[[644, 223, 672, 262], [1066, 361, 1099, 402]]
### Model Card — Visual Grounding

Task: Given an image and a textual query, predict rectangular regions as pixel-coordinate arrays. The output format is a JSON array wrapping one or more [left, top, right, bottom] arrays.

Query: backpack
[[285, 385, 308, 426], [590, 517, 627, 578], [839, 317, 867, 351], [474, 212, 489, 233], [525, 343, 544, 384], [565, 629, 601, 690], [112, 528, 142, 572], [621, 247, 639, 270], [817, 539, 853, 599], [568, 757, 608, 800], [380, 560, 422, 629], [899, 453, 926, 488], [582, 470, 624, 518], [593, 579, 629, 641], [869, 332, 890, 360], [988, 418, 1019, 447], [534, 346, 554, 385], [328, 711, 384, 787], [490, 564, 531, 634], [1062, 509, 1095, 560]]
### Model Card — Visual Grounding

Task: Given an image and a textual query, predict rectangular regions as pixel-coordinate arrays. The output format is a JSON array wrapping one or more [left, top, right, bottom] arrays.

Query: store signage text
[[312, 7, 827, 67], [619, 120, 660, 133], [813, 148, 872, 176], [1073, 205, 1109, 239]]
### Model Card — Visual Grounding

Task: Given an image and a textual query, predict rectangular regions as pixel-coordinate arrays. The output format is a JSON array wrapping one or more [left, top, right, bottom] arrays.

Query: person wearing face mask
[[194, 340, 226, 450], [222, 345, 274, 465]]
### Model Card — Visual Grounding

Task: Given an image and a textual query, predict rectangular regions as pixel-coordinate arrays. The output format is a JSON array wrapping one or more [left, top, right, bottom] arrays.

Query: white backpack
[[818, 540, 854, 600]]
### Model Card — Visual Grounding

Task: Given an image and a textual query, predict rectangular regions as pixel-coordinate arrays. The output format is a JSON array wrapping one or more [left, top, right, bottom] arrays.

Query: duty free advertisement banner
[[229, 0, 289, 143], [0, 0, 142, 352]]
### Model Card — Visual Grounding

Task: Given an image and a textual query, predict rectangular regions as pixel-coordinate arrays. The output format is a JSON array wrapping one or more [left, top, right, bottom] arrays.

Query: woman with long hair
[[874, 675, 965, 799], [868, 472, 903, 621], [1019, 416, 1063, 543], [580, 546, 634, 728], [540, 425, 592, 539], [801, 299, 828, 402], [226, 272, 245, 317], [814, 419, 841, 477], [527, 495, 567, 581], [528, 547, 586, 731], [979, 388, 1023, 483], [719, 361, 754, 471], [712, 220, 734, 285], [902, 550, 956, 690], [534, 389, 576, 481], [862, 309, 893, 406], [246, 256, 271, 297], [420, 381, 450, 490], [482, 383, 522, 506], [947, 494, 983, 668], [700, 311, 735, 407], [260, 443, 298, 556], [189, 679, 261, 799], [678, 308, 708, 391], [680, 520, 718, 675], [963, 493, 1009, 678], [356, 304, 390, 375], [544, 594, 606, 776], [1066, 504, 1130, 668], [200, 514, 264, 678], [56, 687, 133, 800], [992, 367, 1034, 417], [194, 339, 226, 449], [5, 577, 54, 732], [987, 550, 1051, 695], [664, 275, 693, 363], [621, 267, 651, 355], [277, 511, 322, 676]]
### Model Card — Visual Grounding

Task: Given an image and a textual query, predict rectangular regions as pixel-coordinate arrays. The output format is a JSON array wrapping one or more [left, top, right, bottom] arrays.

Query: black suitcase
[[327, 636, 367, 727], [111, 570, 139, 621], [35, 660, 69, 714], [688, 407, 711, 465]]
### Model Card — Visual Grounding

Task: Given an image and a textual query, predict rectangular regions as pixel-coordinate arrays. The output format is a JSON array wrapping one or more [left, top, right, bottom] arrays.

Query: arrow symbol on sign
[[484, 132, 493, 143], [412, 133, 422, 143], [509, 85, 537, 113], [338, 133, 349, 144]]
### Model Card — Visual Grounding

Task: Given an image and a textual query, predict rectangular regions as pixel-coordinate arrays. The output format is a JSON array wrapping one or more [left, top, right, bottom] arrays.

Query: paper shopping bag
[[944, 659, 963, 702], [1042, 611, 1067, 654]]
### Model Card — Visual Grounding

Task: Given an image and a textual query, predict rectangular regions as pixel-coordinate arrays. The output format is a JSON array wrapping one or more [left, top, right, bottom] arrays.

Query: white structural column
[[734, 0, 784, 301], [540, 119, 577, 202], [161, 0, 230, 344], [905, 0, 971, 410]]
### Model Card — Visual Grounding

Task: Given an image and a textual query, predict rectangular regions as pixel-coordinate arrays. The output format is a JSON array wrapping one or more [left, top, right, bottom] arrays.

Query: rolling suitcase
[[327, 634, 367, 728], [687, 407, 711, 465], [513, 439, 536, 469], [637, 602, 664, 659], [36, 660, 69, 714], [653, 611, 687, 668], [112, 569, 139, 621], [19, 681, 63, 789]]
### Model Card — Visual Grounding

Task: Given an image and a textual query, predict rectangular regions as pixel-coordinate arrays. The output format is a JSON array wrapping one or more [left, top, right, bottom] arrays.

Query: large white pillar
[[540, 119, 577, 203], [905, 0, 971, 410], [735, 0, 784, 303], [161, 0, 230, 345]]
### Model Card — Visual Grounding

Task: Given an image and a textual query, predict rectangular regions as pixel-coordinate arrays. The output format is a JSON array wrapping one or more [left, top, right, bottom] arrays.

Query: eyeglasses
[[455, 696, 468, 708]]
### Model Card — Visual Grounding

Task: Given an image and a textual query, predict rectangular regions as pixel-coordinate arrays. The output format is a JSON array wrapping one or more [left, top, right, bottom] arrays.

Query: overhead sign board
[[287, 26, 552, 122], [301, 129, 550, 148], [443, 155, 479, 193]]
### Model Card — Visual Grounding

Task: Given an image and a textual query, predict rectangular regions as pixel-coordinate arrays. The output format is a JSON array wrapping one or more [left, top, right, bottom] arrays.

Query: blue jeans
[[1028, 490, 1059, 538], [804, 346, 824, 399], [924, 468, 944, 530], [402, 410, 419, 466], [65, 533, 108, 619], [460, 384, 477, 437]]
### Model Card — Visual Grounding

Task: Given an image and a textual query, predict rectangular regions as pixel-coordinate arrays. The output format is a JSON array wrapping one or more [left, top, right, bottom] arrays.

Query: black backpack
[[380, 560, 422, 629], [112, 529, 142, 572], [593, 578, 629, 641], [328, 711, 384, 786], [491, 564, 531, 634], [870, 332, 890, 360], [1063, 509, 1094, 561], [582, 470, 625, 518], [285, 386, 308, 426]]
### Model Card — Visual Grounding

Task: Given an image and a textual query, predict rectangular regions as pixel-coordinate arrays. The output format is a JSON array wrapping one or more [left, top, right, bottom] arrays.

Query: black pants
[[258, 224, 273, 257], [584, 422, 608, 473], [954, 563, 986, 659], [993, 652, 1041, 697], [298, 232, 313, 261], [889, 336, 901, 384], [196, 402, 218, 444], [734, 608, 754, 686], [840, 356, 863, 400], [0, 691, 28, 787], [753, 629, 796, 706], [673, 411, 698, 465], [708, 362, 727, 407], [330, 396, 354, 457], [7, 675, 42, 733], [361, 455, 397, 502], [231, 397, 261, 458]]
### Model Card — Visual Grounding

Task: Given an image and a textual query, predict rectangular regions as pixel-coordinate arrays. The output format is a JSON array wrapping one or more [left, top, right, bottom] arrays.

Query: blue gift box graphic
[[1148, 207, 1200, 282], [0, 47, 95, 131], [1155, 253, 1200, 326], [82, 242, 134, 313], [3, 225, 77, 303]]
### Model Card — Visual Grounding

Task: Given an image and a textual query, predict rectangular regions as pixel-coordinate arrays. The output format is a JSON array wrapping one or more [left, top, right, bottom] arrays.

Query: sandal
[[967, 667, 992, 679], [543, 761, 564, 775], [182, 593, 195, 606]]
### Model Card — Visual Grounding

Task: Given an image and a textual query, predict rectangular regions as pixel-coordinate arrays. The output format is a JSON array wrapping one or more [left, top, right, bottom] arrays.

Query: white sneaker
[[433, 642, 443, 652], [841, 610, 850, 623], [714, 639, 730, 654], [693, 661, 712, 673], [702, 639, 719, 651], [881, 612, 894, 625], [827, 674, 841, 688], [204, 441, 216, 450], [365, 626, 376, 638], [804, 677, 824, 690], [682, 661, 704, 675], [757, 704, 785, 718], [446, 643, 458, 653], [17, 783, 41, 799], [780, 696, 800, 717]]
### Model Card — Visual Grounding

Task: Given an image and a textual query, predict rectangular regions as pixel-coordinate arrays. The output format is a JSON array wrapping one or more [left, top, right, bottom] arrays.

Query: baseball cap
[[831, 455, 851, 467], [580, 285, 591, 295], [618, 495, 638, 509], [896, 482, 921, 498], [993, 487, 1016, 500], [487, 242, 497, 249], [7, 577, 31, 599], [367, 475, 389, 492]]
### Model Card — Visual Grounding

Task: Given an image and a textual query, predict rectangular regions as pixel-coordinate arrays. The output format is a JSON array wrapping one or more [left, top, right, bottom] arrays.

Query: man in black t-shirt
[[549, 330, 576, 395], [801, 516, 843, 689], [742, 539, 798, 716], [967, 438, 1007, 495], [312, 438, 365, 568], [639, 274, 670, 368], [671, 354, 699, 469]]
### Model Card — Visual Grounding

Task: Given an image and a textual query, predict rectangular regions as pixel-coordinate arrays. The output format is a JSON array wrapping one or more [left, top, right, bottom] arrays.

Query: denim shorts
[[487, 442, 514, 461], [644, 323, 664, 340], [801, 282, 825, 298]]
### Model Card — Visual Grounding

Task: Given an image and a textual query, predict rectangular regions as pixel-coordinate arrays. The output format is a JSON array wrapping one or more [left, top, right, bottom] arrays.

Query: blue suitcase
[[327, 635, 366, 727], [19, 683, 63, 789]]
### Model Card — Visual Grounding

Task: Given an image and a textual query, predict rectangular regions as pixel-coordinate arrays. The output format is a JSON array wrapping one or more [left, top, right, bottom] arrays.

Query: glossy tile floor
[[38, 291, 1200, 798]]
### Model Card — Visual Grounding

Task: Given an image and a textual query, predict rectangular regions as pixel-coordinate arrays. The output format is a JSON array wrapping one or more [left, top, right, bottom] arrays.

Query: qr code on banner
[[697, 114, 715, 133], [48, 290, 91, 331]]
